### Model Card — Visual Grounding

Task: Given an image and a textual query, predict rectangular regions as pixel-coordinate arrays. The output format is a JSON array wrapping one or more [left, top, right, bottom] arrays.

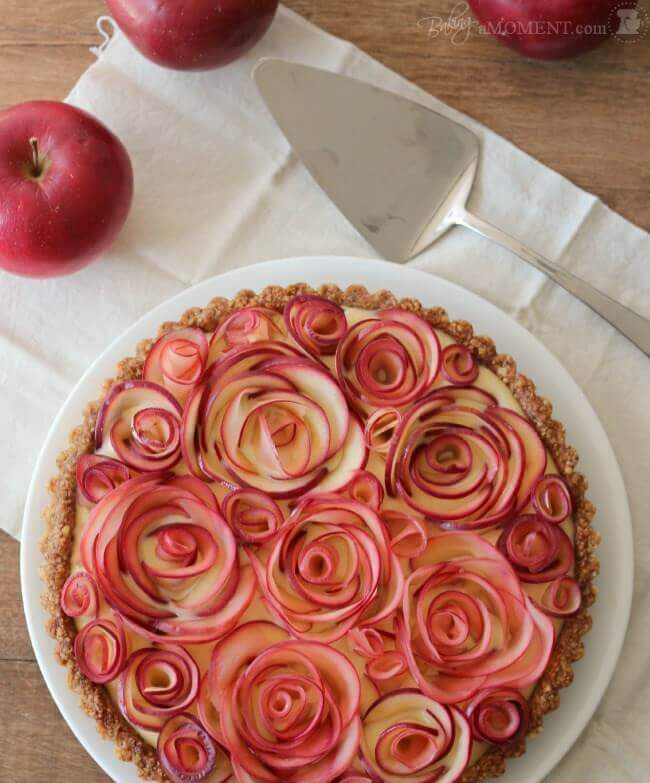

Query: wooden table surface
[[1, 1, 648, 780]]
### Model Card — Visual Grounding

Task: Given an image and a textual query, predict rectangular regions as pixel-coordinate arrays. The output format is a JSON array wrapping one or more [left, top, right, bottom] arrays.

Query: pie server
[[254, 58, 649, 356]]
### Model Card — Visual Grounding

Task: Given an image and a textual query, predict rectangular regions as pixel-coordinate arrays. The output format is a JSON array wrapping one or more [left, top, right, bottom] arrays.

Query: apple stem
[[29, 137, 42, 177]]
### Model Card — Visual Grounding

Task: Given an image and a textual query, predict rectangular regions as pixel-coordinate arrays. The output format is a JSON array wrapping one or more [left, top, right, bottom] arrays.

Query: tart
[[41, 284, 599, 783]]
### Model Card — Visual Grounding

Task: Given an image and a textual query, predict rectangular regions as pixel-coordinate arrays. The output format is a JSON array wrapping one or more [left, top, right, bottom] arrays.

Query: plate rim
[[21, 255, 633, 783]]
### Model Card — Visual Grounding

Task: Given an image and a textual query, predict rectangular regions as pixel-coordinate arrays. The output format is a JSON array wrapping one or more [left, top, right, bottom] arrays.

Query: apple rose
[[158, 713, 231, 783], [118, 645, 200, 731], [74, 616, 127, 684], [182, 342, 366, 497], [76, 454, 130, 505], [284, 294, 348, 357], [360, 690, 471, 783], [95, 380, 183, 472], [79, 473, 255, 644], [209, 306, 285, 359], [340, 470, 384, 510], [143, 327, 208, 404], [364, 407, 402, 454], [530, 473, 573, 524], [385, 386, 547, 530], [497, 514, 574, 583], [440, 343, 478, 385], [347, 627, 408, 686], [465, 688, 529, 747], [208, 621, 362, 783], [537, 575, 582, 617], [61, 571, 99, 618], [335, 309, 441, 414], [249, 495, 404, 642], [397, 532, 554, 704], [221, 487, 284, 545]]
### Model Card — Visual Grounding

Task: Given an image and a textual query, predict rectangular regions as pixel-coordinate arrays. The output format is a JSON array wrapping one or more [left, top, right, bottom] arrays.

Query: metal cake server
[[254, 58, 649, 356]]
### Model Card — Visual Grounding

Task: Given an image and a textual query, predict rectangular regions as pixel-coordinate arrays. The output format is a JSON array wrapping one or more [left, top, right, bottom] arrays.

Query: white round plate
[[22, 257, 632, 783]]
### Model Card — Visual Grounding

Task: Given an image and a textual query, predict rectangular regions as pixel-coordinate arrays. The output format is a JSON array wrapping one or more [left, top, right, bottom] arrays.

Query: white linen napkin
[[2, 5, 648, 779]]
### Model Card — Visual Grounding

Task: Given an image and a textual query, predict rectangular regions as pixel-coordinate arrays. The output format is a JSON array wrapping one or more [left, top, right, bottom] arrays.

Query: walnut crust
[[40, 283, 599, 783]]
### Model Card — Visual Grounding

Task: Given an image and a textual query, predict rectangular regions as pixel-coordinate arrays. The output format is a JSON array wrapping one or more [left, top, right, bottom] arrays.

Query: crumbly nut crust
[[40, 284, 599, 783]]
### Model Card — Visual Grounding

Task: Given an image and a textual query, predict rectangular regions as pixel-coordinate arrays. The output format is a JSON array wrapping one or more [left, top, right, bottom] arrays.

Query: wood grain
[[0, 0, 648, 780]]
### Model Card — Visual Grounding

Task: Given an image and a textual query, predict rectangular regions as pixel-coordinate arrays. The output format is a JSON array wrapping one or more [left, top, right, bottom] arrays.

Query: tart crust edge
[[39, 283, 600, 783]]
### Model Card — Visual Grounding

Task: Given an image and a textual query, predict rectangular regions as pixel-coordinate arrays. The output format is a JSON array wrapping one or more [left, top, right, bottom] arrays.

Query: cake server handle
[[458, 209, 650, 357]]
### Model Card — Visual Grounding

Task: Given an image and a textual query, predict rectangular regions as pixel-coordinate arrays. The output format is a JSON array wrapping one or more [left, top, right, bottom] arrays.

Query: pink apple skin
[[468, 0, 638, 59], [0, 101, 133, 278], [106, 0, 280, 71]]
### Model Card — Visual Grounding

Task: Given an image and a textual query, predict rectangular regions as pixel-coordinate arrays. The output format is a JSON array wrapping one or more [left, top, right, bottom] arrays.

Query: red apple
[[0, 101, 133, 278], [468, 0, 638, 59], [106, 0, 279, 71]]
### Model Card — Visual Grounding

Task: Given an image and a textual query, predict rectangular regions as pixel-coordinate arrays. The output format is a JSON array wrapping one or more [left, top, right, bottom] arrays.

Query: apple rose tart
[[42, 284, 598, 783]]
